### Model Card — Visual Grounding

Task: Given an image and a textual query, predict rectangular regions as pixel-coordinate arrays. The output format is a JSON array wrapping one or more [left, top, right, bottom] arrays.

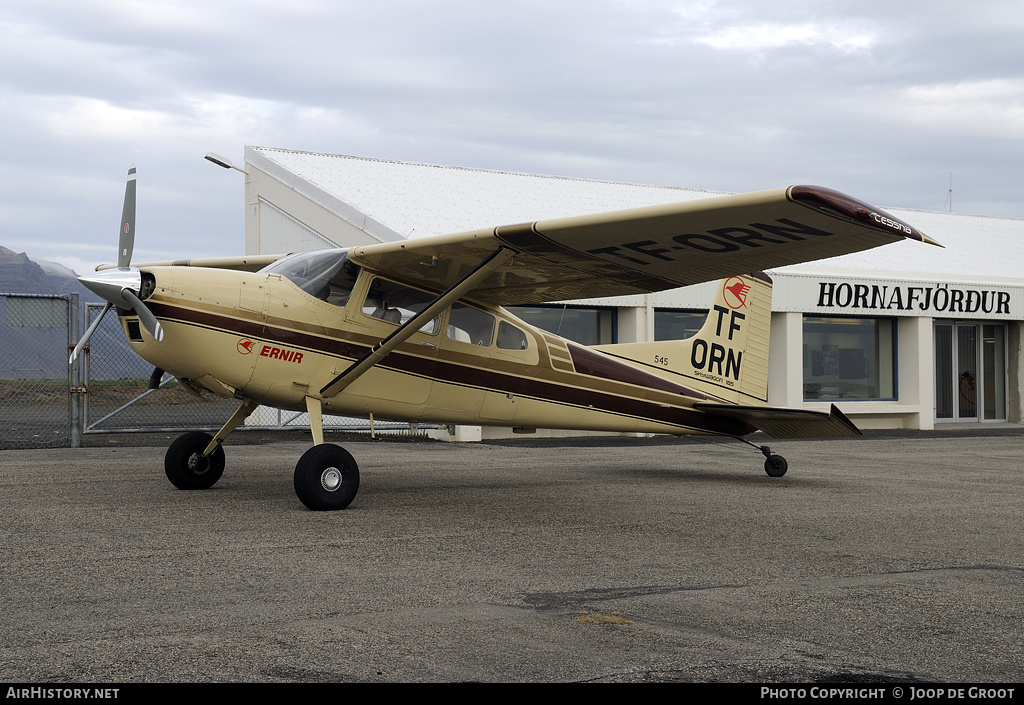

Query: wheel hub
[[187, 453, 210, 475], [321, 466, 342, 492]]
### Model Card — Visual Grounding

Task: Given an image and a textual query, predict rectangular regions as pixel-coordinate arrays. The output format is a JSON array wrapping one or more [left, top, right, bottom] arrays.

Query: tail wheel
[[165, 431, 225, 489], [294, 444, 360, 511], [764, 454, 788, 477]]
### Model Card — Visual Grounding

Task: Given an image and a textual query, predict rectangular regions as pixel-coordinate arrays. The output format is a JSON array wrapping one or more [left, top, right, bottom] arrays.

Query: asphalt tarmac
[[1, 431, 1022, 683]]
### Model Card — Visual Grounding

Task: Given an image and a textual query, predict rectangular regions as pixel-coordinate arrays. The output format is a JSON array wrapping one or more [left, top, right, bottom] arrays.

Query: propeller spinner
[[69, 165, 164, 364]]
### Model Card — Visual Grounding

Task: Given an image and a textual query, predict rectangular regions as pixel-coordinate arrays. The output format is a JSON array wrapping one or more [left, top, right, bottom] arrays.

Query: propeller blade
[[121, 288, 164, 342], [78, 167, 165, 348], [117, 165, 136, 269], [69, 302, 113, 364]]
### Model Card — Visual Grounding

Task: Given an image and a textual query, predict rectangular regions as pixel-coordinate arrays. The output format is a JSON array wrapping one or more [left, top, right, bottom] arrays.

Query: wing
[[96, 254, 288, 273], [348, 185, 939, 305]]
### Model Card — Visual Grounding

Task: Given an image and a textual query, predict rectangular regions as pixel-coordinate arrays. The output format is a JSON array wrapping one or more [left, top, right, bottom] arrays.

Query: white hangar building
[[237, 145, 1024, 434]]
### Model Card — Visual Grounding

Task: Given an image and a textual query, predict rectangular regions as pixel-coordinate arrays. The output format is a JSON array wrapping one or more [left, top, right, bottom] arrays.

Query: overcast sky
[[3, 0, 1023, 275]]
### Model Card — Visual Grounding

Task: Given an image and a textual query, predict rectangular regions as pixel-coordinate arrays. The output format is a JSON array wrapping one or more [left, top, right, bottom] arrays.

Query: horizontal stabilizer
[[695, 402, 862, 438]]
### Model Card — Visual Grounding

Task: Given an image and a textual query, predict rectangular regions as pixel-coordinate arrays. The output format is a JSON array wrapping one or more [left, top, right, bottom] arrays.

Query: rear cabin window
[[447, 303, 495, 346], [496, 321, 529, 350]]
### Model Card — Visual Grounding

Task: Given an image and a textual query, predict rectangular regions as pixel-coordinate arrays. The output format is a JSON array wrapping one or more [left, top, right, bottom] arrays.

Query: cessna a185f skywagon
[[73, 166, 938, 510]]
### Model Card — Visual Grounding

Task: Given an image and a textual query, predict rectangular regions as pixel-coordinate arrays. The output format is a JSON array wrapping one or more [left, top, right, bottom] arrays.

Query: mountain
[[0, 246, 96, 298], [0, 246, 150, 381], [36, 258, 80, 279]]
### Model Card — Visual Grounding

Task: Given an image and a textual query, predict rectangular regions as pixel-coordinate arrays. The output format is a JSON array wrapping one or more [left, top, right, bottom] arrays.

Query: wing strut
[[319, 247, 515, 399]]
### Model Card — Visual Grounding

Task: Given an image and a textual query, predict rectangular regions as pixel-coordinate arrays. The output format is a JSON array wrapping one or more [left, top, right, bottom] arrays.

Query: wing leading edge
[[348, 185, 939, 306], [97, 254, 288, 273]]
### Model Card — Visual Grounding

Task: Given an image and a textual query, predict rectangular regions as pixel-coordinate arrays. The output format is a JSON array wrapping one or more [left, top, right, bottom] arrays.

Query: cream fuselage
[[120, 266, 748, 437]]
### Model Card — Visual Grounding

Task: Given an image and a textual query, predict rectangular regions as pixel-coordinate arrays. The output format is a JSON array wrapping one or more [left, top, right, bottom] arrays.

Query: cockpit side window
[[261, 249, 360, 308], [362, 277, 438, 334]]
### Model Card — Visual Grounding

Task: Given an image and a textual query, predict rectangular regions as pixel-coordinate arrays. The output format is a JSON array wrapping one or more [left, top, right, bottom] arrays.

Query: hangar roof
[[247, 146, 1024, 284]]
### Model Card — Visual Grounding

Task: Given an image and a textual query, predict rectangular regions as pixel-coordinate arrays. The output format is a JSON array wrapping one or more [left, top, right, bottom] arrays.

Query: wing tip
[[828, 403, 864, 436], [788, 185, 940, 247]]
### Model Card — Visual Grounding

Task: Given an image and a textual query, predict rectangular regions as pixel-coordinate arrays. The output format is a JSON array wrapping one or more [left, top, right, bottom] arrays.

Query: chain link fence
[[0, 293, 76, 449], [80, 302, 242, 433]]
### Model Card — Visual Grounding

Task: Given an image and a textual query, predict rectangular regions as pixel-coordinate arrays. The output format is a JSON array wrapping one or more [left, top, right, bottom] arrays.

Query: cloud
[[898, 79, 1024, 137], [1, 0, 1023, 274], [693, 22, 876, 53]]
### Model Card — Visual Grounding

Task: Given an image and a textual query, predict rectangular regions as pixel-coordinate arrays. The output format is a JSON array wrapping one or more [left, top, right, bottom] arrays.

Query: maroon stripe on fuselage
[[144, 301, 750, 435], [146, 301, 366, 359], [567, 343, 714, 401]]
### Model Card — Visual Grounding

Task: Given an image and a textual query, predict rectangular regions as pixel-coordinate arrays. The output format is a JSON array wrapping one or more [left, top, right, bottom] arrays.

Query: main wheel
[[764, 454, 788, 477], [165, 431, 225, 489], [294, 444, 360, 511]]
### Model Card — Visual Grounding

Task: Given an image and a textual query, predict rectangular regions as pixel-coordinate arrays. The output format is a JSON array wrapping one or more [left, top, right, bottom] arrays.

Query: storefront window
[[654, 309, 707, 341], [507, 305, 615, 345], [803, 317, 895, 400]]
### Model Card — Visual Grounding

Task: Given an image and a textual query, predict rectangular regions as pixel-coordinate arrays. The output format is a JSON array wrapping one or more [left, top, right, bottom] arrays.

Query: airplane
[[71, 165, 939, 510]]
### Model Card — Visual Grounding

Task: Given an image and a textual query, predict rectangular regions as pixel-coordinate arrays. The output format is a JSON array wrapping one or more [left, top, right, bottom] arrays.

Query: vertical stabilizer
[[594, 273, 773, 405]]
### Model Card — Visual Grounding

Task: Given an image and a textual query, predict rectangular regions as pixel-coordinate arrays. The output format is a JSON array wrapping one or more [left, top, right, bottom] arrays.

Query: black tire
[[764, 454, 788, 478], [294, 444, 360, 511], [165, 431, 225, 489]]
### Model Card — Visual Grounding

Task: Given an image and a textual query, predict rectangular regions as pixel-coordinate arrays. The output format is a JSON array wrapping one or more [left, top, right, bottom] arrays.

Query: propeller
[[70, 165, 164, 364]]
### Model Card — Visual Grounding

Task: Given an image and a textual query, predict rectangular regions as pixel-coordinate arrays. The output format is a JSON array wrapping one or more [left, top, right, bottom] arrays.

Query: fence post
[[68, 293, 81, 448]]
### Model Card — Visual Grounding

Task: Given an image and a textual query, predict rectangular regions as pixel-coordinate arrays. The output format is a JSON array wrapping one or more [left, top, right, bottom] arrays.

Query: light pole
[[204, 152, 247, 174]]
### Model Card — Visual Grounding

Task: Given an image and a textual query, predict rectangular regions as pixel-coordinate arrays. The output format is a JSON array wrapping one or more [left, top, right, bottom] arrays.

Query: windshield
[[261, 249, 359, 306]]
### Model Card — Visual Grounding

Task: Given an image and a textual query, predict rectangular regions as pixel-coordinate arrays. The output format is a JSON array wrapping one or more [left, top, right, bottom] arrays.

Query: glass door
[[956, 324, 978, 419], [983, 325, 1007, 420], [935, 322, 1006, 422]]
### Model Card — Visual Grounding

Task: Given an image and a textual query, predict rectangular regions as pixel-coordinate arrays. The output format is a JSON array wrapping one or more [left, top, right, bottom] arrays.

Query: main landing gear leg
[[735, 435, 789, 478], [293, 396, 360, 511], [164, 400, 259, 490]]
